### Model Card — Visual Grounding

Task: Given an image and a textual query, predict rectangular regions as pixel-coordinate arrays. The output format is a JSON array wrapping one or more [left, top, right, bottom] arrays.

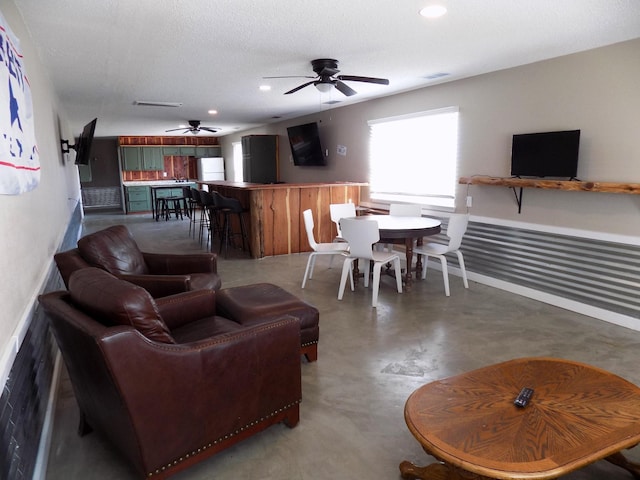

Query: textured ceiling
[[12, 0, 640, 138]]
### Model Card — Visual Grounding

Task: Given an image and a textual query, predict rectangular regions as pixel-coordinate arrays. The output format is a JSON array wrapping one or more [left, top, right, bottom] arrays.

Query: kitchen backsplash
[[121, 156, 197, 182]]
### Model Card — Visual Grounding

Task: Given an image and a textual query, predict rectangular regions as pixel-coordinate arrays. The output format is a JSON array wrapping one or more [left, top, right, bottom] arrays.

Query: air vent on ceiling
[[424, 72, 450, 80], [133, 100, 183, 107]]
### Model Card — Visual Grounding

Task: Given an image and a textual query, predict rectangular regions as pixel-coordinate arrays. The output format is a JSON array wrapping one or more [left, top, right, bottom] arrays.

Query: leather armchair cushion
[[78, 225, 149, 275], [69, 268, 175, 344]]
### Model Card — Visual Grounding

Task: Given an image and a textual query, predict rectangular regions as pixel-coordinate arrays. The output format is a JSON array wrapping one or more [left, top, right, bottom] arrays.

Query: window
[[368, 106, 459, 209], [232, 141, 243, 182]]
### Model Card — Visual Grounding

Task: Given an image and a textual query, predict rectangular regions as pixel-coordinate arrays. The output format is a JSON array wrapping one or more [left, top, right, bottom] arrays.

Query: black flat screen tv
[[287, 122, 326, 166], [74, 118, 97, 165], [510, 129, 580, 179]]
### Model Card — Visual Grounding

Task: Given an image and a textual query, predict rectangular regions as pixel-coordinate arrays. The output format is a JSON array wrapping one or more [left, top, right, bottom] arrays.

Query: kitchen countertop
[[122, 180, 196, 187]]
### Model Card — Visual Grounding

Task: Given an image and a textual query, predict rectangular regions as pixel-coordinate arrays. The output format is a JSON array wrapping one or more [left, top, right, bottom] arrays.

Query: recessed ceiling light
[[420, 5, 447, 18], [259, 85, 272, 91], [208, 109, 218, 115]]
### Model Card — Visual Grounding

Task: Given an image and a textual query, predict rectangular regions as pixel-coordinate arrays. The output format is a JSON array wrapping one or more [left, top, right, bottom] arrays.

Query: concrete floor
[[45, 210, 640, 479]]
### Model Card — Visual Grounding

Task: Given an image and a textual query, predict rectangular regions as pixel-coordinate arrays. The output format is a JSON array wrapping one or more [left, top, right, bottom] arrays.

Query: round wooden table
[[350, 215, 441, 290], [401, 357, 640, 480]]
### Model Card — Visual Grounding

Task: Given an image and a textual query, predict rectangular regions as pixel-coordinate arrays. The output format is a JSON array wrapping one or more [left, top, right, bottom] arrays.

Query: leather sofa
[[54, 224, 222, 297], [39, 267, 301, 479]]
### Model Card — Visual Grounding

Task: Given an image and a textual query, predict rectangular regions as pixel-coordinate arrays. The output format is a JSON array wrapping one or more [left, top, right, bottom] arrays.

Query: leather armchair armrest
[[155, 289, 217, 330], [116, 273, 191, 298], [142, 252, 217, 275]]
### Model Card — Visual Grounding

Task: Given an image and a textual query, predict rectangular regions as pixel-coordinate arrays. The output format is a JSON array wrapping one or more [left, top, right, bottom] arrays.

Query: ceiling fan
[[265, 58, 389, 97], [165, 120, 218, 134]]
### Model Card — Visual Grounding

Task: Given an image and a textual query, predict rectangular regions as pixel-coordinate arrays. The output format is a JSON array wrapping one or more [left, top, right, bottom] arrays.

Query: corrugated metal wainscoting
[[459, 220, 640, 319], [81, 186, 121, 209]]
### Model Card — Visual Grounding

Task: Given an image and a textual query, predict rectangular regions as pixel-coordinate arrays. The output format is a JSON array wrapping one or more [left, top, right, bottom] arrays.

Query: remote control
[[514, 387, 534, 408]]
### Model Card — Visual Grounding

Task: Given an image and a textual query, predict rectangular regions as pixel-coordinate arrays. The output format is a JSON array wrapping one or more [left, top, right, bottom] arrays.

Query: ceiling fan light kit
[[165, 120, 218, 135], [266, 58, 389, 97], [315, 82, 333, 93]]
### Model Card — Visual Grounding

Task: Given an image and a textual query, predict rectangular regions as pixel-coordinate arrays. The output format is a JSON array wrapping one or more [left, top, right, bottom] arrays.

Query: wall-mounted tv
[[510, 129, 580, 179], [287, 122, 326, 166], [73, 118, 97, 165]]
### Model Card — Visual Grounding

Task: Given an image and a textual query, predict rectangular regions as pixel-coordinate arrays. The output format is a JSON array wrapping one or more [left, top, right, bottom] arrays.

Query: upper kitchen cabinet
[[179, 146, 196, 156], [195, 146, 222, 157], [142, 147, 164, 171], [121, 147, 164, 171], [162, 146, 181, 156], [121, 147, 141, 171]]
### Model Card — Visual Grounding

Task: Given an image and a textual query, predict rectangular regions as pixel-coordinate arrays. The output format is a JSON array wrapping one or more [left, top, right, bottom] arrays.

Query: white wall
[[220, 38, 640, 239], [0, 2, 79, 387]]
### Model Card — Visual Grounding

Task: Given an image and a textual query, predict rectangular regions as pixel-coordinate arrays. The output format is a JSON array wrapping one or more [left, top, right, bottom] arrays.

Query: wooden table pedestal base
[[400, 460, 492, 480], [399, 452, 640, 480]]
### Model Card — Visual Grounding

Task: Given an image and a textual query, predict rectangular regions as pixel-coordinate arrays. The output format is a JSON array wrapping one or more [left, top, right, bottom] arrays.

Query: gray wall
[[220, 38, 640, 239], [1, 2, 80, 477], [0, 2, 79, 385]]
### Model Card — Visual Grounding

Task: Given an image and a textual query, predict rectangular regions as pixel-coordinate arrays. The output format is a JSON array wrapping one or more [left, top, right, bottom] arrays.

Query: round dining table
[[348, 215, 441, 290]]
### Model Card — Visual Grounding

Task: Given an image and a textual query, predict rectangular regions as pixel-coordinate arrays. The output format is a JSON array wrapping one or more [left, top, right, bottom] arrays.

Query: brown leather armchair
[[54, 224, 222, 297], [39, 268, 301, 480]]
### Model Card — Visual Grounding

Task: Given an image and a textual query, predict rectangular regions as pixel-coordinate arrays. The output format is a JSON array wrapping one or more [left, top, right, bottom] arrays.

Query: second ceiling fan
[[165, 120, 218, 134], [265, 58, 389, 97]]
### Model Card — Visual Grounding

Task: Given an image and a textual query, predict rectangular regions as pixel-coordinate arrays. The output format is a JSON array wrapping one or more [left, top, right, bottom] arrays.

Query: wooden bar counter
[[199, 181, 366, 258]]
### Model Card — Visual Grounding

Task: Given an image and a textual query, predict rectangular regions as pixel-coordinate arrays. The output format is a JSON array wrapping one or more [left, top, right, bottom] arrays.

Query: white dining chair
[[301, 209, 350, 288], [338, 218, 402, 308], [329, 203, 357, 243], [413, 213, 469, 296], [384, 203, 423, 252], [389, 203, 422, 217]]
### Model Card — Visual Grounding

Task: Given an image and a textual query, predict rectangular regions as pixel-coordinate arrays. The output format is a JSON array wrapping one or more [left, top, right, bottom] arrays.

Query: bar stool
[[190, 188, 204, 239], [199, 190, 222, 251], [183, 187, 198, 236], [181, 187, 195, 218], [158, 196, 184, 220], [197, 190, 211, 245], [213, 192, 248, 257]]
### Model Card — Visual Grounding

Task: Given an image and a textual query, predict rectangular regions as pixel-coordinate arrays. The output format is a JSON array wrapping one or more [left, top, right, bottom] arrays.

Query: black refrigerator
[[241, 135, 278, 184]]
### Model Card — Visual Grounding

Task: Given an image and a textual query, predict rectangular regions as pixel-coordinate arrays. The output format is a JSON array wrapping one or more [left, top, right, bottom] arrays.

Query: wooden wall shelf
[[459, 176, 640, 213]]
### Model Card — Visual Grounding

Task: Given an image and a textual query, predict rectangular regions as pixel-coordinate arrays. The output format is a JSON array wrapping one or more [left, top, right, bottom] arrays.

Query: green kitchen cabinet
[[121, 147, 142, 171], [121, 147, 164, 171], [78, 163, 92, 182], [162, 146, 181, 156], [125, 186, 151, 212], [179, 146, 196, 156], [142, 147, 164, 171], [195, 146, 222, 157]]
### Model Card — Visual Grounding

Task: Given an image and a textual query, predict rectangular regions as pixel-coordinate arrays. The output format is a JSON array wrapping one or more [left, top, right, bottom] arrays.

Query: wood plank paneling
[[203, 182, 364, 258]]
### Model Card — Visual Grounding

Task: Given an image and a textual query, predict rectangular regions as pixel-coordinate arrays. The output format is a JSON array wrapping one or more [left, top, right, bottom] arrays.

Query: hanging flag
[[0, 10, 39, 195]]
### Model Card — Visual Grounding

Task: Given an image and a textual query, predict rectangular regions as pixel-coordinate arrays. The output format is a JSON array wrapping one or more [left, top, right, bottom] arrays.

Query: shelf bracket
[[511, 187, 523, 214]]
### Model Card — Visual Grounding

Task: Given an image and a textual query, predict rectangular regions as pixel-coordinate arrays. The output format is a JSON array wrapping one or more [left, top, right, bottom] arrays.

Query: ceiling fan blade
[[335, 80, 357, 97], [199, 127, 218, 133], [165, 127, 187, 132], [284, 80, 316, 95], [263, 75, 316, 79], [337, 75, 389, 85]]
